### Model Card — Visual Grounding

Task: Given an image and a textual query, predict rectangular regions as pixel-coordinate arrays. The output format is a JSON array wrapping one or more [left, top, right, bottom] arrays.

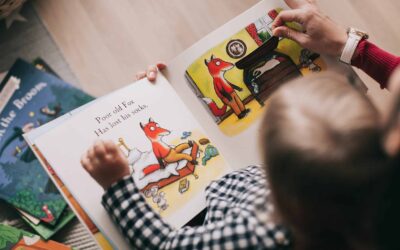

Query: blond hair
[[262, 73, 387, 250]]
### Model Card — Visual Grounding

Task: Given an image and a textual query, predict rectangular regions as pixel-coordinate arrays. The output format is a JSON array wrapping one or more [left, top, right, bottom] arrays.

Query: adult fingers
[[273, 26, 309, 47], [271, 9, 307, 30], [284, 0, 307, 9], [284, 0, 317, 9], [146, 65, 158, 82]]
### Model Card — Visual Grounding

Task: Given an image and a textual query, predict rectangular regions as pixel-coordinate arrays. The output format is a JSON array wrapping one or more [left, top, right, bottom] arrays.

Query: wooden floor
[[34, 0, 400, 111]]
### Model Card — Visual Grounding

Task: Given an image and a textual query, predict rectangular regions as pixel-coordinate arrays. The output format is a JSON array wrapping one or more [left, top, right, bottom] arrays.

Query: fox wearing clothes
[[140, 118, 196, 168], [204, 55, 250, 119]]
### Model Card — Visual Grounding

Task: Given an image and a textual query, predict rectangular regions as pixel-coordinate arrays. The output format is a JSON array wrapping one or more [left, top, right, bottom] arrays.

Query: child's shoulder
[[226, 165, 266, 180], [205, 165, 267, 198], [214, 165, 265, 183]]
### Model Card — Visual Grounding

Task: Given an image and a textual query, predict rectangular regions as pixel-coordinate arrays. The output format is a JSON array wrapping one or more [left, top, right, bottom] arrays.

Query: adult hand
[[135, 62, 167, 82], [271, 0, 348, 57]]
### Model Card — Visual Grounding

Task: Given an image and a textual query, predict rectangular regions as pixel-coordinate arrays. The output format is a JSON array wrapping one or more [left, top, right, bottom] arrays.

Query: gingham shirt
[[102, 165, 292, 249]]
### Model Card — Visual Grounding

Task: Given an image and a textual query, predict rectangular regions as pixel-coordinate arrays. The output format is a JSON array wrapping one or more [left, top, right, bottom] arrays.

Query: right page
[[165, 0, 366, 170]]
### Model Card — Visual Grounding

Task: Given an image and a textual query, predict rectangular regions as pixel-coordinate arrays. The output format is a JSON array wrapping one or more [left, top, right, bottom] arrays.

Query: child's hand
[[81, 140, 130, 190], [136, 62, 167, 82]]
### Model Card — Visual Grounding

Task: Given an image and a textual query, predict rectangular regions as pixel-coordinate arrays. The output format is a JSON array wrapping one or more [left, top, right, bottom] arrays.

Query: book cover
[[25, 103, 114, 249], [5, 59, 77, 240], [19, 208, 75, 241], [30, 144, 113, 249], [0, 224, 73, 250], [0, 59, 94, 225]]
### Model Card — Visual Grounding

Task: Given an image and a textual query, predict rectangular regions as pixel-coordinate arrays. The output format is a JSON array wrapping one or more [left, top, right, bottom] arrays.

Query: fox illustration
[[140, 118, 196, 169], [202, 97, 227, 117], [204, 55, 250, 119]]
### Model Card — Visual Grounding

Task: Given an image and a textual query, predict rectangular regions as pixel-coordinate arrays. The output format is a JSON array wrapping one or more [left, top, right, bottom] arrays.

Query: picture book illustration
[[185, 9, 327, 136], [117, 118, 223, 214], [20, 208, 75, 240], [30, 76, 231, 248], [31, 145, 114, 250], [0, 59, 94, 225], [0, 224, 73, 250]]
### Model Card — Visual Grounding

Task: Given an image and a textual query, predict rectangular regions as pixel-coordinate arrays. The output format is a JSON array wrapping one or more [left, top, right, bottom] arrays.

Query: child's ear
[[388, 67, 400, 93], [384, 126, 400, 157], [383, 93, 400, 157], [383, 69, 400, 157]]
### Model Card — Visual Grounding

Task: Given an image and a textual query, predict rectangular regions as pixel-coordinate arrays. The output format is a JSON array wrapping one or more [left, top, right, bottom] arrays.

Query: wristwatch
[[339, 27, 369, 64]]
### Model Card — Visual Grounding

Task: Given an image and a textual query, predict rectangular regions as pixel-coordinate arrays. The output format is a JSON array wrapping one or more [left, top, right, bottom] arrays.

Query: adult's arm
[[352, 40, 400, 89], [271, 0, 400, 89]]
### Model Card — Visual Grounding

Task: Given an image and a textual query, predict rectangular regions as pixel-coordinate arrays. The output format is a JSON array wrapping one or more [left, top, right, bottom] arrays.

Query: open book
[[24, 0, 366, 248]]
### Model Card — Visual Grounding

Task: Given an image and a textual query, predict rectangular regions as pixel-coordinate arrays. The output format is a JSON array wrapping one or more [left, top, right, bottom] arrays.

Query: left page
[[26, 110, 117, 249], [29, 75, 231, 249]]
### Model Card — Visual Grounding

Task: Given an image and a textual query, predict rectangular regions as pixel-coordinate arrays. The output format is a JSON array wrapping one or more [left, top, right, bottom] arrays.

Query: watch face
[[349, 28, 369, 39]]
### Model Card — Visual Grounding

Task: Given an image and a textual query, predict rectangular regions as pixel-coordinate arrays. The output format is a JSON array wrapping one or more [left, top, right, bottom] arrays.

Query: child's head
[[261, 73, 389, 249]]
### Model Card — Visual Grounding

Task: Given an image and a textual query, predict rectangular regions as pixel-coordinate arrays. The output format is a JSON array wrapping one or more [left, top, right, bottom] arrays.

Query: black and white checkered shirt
[[102, 165, 291, 249]]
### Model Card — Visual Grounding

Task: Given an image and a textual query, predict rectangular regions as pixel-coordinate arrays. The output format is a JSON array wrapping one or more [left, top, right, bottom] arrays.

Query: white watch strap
[[340, 33, 362, 64]]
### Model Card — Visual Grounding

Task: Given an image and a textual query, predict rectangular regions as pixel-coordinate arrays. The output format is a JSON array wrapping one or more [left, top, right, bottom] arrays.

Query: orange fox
[[140, 118, 196, 168], [204, 55, 250, 119]]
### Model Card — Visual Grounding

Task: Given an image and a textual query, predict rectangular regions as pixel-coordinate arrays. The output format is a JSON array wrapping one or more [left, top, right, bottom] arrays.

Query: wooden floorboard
[[34, 0, 398, 111]]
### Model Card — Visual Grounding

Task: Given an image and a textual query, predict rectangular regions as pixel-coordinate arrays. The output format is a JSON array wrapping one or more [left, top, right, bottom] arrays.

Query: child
[[262, 73, 392, 250], [81, 71, 394, 249], [374, 70, 400, 250]]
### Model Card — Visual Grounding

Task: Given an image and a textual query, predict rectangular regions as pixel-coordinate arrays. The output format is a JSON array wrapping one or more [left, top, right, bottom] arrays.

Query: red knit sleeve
[[351, 40, 400, 89]]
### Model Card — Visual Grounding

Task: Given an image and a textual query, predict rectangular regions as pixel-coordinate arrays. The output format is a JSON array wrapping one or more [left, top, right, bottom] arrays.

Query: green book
[[0, 59, 94, 225]]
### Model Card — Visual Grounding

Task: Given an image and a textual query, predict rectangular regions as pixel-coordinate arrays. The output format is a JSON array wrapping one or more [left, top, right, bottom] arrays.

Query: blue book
[[0, 59, 93, 225]]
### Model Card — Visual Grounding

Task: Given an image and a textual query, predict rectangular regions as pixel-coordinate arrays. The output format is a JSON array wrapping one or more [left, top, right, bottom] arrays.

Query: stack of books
[[0, 58, 94, 247]]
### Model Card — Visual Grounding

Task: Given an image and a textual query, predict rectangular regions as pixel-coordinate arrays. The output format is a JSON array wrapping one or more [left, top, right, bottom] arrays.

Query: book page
[[30, 75, 231, 249], [165, 0, 365, 170]]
